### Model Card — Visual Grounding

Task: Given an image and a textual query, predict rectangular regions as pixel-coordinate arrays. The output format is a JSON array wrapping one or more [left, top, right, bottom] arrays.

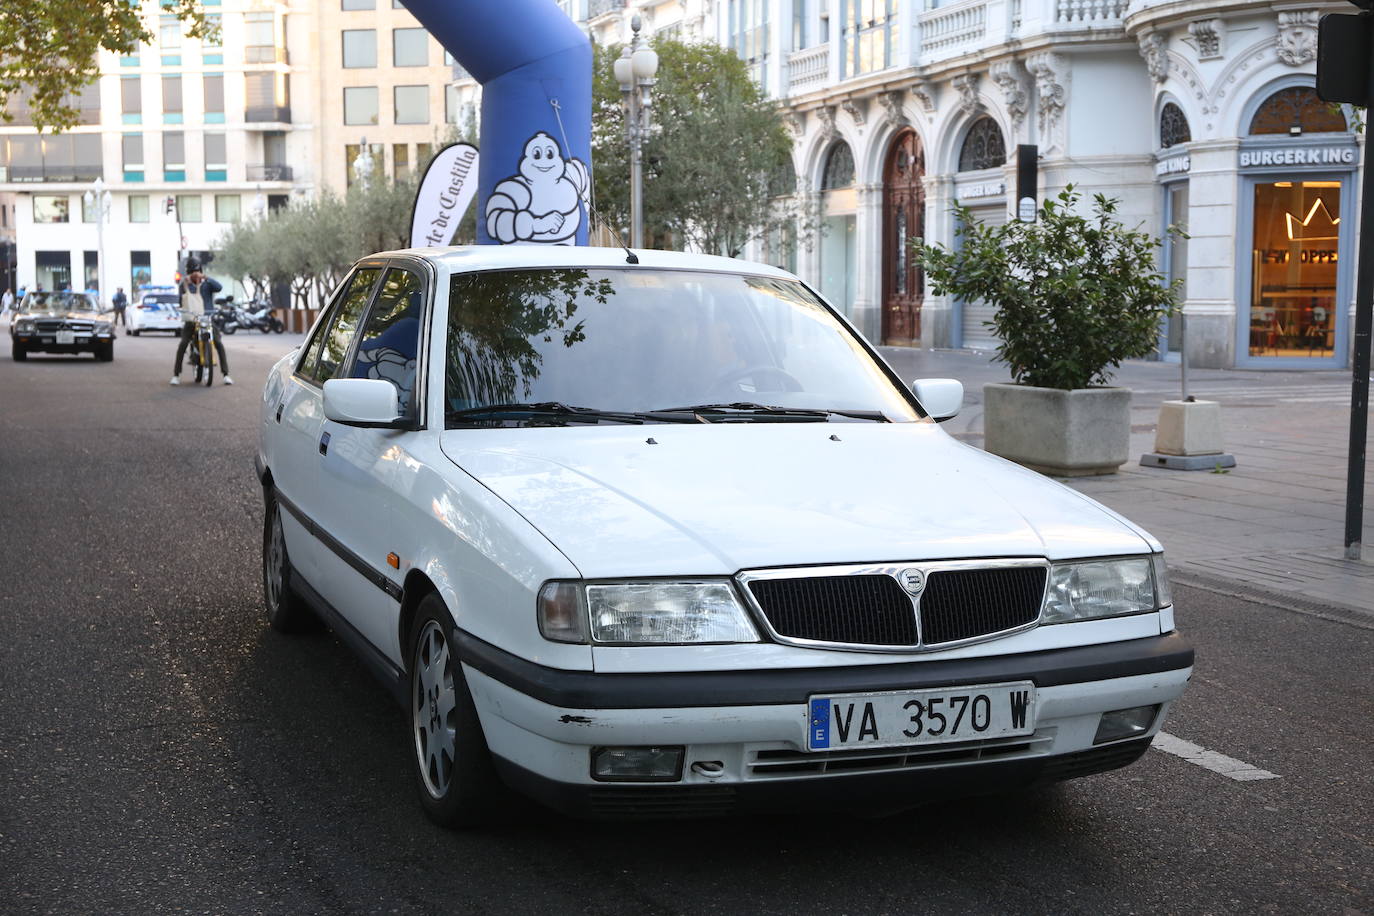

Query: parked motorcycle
[[240, 299, 285, 334], [212, 296, 240, 335]]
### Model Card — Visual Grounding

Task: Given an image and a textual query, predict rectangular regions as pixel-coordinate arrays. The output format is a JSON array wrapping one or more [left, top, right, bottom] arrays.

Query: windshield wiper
[[446, 402, 697, 426], [657, 402, 890, 423]]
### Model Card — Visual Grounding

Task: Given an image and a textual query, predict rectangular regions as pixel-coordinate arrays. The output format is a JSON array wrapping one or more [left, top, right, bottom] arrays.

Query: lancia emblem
[[899, 568, 925, 595]]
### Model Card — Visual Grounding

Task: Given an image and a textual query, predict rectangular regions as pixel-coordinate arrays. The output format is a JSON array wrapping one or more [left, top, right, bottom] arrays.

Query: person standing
[[111, 287, 128, 327], [170, 260, 232, 385], [0, 287, 14, 323]]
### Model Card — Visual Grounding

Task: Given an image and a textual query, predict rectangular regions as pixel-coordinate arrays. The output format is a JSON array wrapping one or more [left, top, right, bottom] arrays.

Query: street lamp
[[83, 177, 112, 307], [353, 137, 375, 189], [614, 15, 658, 248]]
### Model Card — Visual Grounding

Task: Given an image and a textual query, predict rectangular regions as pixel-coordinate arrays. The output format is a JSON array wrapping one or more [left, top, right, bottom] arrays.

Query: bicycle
[[187, 311, 218, 387]]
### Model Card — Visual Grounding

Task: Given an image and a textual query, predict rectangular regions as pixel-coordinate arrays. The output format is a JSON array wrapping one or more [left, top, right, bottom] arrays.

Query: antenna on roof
[[549, 97, 637, 264]]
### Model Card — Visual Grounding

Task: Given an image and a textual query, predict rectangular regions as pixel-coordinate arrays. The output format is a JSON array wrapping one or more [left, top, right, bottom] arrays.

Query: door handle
[[319, 431, 331, 456], [275, 402, 283, 423]]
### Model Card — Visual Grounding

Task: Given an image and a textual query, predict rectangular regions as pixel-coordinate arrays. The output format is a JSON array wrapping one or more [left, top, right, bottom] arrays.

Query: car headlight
[[15, 319, 34, 333], [95, 322, 112, 333], [1042, 556, 1162, 623], [538, 580, 760, 645]]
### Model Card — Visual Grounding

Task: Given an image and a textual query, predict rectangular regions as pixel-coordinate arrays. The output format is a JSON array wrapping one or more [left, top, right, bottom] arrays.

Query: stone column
[[1181, 139, 1240, 369], [921, 173, 955, 349], [853, 182, 883, 342]]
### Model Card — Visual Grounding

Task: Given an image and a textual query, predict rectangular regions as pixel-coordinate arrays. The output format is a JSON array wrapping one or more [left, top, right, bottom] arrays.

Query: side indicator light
[[387, 552, 400, 569]]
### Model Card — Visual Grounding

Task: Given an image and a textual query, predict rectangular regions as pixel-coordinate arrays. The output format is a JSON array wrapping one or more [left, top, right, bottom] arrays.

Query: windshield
[[445, 268, 921, 426], [21, 291, 98, 312]]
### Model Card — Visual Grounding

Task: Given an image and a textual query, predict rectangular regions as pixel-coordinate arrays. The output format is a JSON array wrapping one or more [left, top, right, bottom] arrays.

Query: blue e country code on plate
[[808, 682, 1036, 751]]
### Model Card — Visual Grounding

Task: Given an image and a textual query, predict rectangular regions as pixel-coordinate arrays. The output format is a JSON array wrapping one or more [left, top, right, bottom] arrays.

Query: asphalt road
[[2, 332, 1371, 915]]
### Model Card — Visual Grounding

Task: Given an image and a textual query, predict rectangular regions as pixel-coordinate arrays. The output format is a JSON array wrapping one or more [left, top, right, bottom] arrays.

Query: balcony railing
[[917, 0, 988, 57], [786, 44, 829, 94], [588, 0, 624, 19], [247, 164, 293, 181], [1, 165, 103, 182], [1054, 0, 1128, 24], [245, 105, 291, 123], [244, 45, 288, 64]]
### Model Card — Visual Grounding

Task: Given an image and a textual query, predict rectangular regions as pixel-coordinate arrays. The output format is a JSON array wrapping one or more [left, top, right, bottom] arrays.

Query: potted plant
[[913, 186, 1181, 476]]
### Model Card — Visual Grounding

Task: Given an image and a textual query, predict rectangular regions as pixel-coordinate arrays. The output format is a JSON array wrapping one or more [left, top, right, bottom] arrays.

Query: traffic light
[[164, 197, 176, 215]]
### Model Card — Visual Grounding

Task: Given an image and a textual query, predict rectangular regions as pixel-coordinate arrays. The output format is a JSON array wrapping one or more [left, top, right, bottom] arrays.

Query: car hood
[[439, 423, 1153, 578]]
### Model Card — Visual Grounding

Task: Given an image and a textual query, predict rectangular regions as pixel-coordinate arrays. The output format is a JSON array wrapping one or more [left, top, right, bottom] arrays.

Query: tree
[[1, 0, 216, 133], [591, 40, 798, 257], [912, 187, 1181, 391]]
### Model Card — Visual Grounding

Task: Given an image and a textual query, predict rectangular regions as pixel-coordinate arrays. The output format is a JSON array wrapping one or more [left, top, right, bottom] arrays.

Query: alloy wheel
[[413, 620, 458, 799], [264, 506, 285, 613]]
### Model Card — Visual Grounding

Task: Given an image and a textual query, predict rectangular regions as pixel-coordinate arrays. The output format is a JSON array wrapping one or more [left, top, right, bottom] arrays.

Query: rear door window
[[347, 266, 425, 418]]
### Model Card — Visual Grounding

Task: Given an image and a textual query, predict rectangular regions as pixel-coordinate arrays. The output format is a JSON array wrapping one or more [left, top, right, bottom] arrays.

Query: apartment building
[[312, 0, 463, 190], [0, 0, 315, 300]]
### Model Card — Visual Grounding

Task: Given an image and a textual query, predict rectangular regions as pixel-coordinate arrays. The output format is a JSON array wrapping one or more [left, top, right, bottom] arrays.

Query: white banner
[[410, 142, 480, 248]]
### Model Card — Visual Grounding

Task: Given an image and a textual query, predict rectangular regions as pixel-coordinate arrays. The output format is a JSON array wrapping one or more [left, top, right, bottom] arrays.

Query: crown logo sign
[[1285, 199, 1340, 242]]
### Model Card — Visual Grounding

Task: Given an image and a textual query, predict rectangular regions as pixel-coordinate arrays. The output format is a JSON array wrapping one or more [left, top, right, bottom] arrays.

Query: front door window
[[1248, 180, 1340, 359]]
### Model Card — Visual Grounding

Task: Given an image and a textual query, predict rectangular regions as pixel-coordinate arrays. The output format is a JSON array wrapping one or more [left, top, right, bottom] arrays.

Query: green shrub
[[913, 186, 1181, 391]]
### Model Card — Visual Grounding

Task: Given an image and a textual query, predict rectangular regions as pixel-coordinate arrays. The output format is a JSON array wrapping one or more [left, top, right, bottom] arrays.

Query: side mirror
[[323, 378, 403, 428], [912, 378, 963, 421]]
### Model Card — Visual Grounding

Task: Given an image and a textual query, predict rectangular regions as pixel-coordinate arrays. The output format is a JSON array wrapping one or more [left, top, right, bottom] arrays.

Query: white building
[[545, 0, 1364, 370]]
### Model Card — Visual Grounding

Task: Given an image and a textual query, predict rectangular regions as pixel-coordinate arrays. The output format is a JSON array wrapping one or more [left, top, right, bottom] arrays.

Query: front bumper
[[459, 631, 1194, 818], [13, 333, 111, 352]]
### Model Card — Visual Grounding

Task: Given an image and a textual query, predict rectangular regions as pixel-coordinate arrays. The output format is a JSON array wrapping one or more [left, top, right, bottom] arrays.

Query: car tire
[[94, 342, 114, 362], [262, 492, 314, 632], [410, 593, 505, 828], [12, 341, 26, 361], [131, 329, 141, 337]]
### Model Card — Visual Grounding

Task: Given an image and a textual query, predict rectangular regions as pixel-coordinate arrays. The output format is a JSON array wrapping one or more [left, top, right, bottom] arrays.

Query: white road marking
[[1152, 731, 1281, 782]]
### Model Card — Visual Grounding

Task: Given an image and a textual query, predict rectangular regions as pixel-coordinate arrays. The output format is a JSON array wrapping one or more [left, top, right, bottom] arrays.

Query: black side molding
[[455, 630, 1195, 710], [274, 488, 403, 601]]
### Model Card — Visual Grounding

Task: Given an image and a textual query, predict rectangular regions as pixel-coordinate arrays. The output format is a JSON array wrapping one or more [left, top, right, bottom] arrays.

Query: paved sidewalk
[[878, 346, 1374, 616]]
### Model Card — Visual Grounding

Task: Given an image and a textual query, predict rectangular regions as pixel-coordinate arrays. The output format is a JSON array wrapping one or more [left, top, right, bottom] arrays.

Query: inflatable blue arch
[[399, 0, 593, 246]]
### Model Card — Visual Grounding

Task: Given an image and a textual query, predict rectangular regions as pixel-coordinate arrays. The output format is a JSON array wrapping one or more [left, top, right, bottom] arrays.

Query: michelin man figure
[[485, 132, 590, 245]]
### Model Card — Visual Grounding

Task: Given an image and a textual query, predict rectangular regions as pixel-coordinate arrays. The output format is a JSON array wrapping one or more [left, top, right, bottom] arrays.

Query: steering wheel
[[710, 365, 804, 398]]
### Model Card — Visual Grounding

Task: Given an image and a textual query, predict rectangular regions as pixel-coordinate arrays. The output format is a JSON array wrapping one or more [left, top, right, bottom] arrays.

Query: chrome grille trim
[[738, 558, 1049, 653]]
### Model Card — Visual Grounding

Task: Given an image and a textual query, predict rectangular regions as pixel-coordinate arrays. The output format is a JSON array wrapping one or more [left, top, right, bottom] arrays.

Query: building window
[[176, 194, 202, 222], [821, 142, 855, 189], [840, 0, 896, 78], [345, 142, 384, 187], [342, 29, 377, 68], [958, 117, 1006, 171], [393, 28, 428, 67], [728, 0, 769, 90], [122, 133, 144, 171], [121, 76, 142, 118], [204, 133, 226, 168], [445, 84, 460, 124], [342, 0, 374, 8], [394, 143, 410, 180], [1248, 180, 1341, 359], [202, 13, 221, 48], [131, 251, 151, 289], [343, 86, 379, 125], [162, 75, 183, 118], [394, 85, 428, 124], [163, 132, 185, 166], [245, 12, 274, 48], [129, 195, 150, 223], [159, 15, 182, 48], [34, 195, 70, 223], [416, 142, 432, 167], [203, 74, 225, 117], [1249, 86, 1348, 136], [84, 251, 99, 290], [1160, 103, 1191, 149], [215, 194, 240, 223]]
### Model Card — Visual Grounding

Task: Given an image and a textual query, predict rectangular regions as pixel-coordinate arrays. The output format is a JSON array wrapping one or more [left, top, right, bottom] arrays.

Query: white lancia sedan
[[256, 246, 1192, 826]]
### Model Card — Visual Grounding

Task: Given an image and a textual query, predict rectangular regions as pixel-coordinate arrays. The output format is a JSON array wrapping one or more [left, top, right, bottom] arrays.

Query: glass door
[[1160, 182, 1188, 360], [1246, 179, 1343, 362]]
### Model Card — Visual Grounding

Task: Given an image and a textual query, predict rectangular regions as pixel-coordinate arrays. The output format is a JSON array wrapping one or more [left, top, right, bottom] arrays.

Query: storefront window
[[1249, 180, 1340, 358]]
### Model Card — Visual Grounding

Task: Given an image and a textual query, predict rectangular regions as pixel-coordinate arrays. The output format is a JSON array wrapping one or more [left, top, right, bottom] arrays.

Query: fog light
[[590, 746, 684, 782], [1094, 705, 1159, 745]]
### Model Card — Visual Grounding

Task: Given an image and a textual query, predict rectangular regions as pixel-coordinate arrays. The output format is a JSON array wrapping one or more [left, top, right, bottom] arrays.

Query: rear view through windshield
[[444, 268, 920, 425]]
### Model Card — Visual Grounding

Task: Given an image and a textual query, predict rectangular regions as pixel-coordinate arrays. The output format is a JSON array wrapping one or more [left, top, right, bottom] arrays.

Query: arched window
[[821, 142, 855, 190], [1159, 103, 1191, 149], [957, 117, 1006, 172], [769, 162, 798, 197], [1249, 86, 1347, 135]]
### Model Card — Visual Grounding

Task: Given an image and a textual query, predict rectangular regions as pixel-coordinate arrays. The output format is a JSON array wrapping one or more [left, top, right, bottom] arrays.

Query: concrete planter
[[983, 383, 1131, 477]]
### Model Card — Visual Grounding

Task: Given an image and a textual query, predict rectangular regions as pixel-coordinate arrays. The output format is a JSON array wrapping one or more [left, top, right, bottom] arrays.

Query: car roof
[[364, 245, 797, 280]]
